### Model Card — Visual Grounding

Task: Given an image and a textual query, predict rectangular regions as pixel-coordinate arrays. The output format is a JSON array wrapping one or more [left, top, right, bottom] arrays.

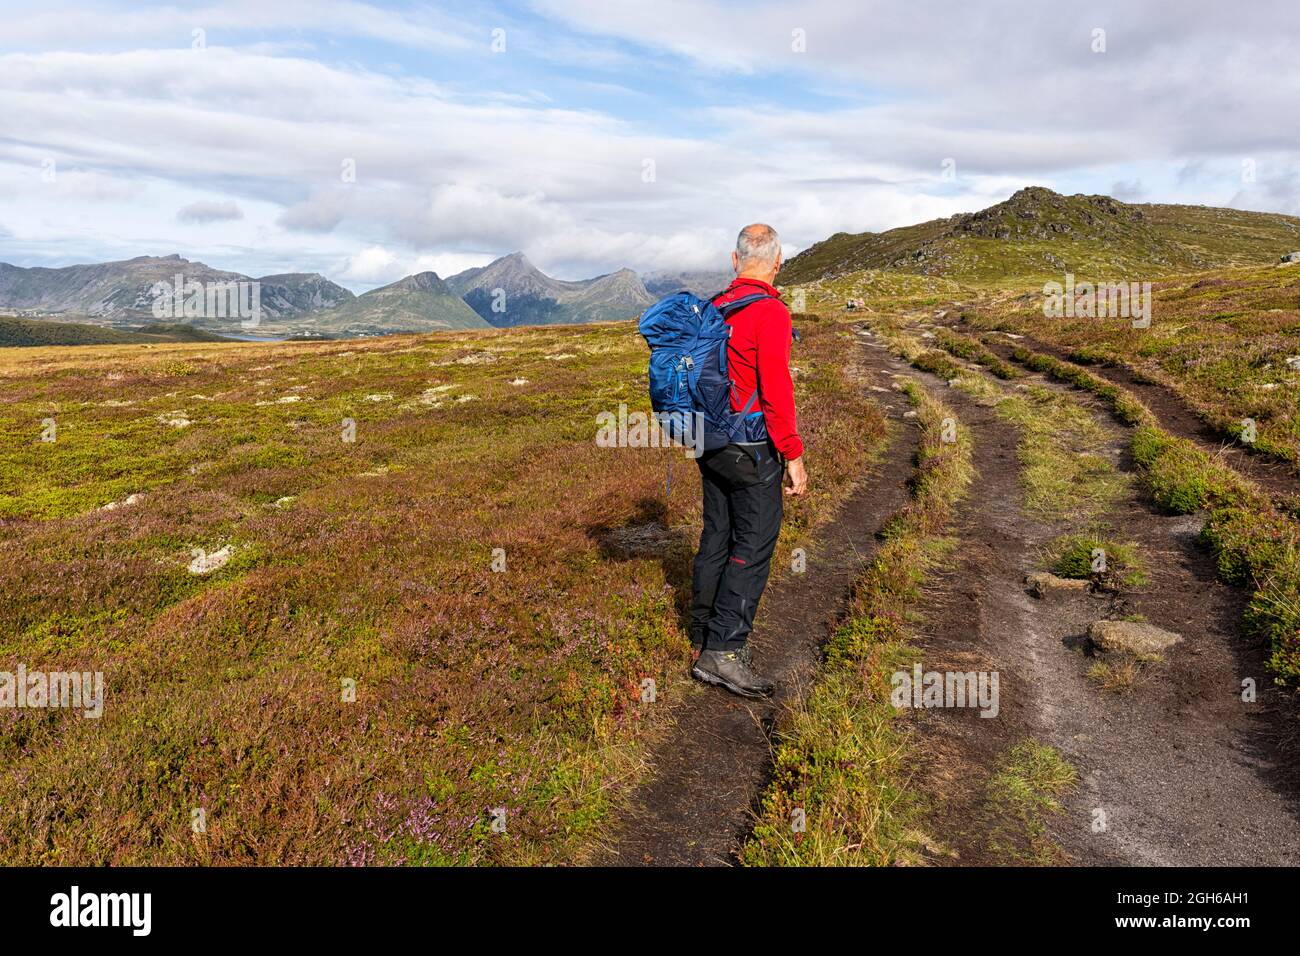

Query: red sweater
[[712, 277, 803, 460]]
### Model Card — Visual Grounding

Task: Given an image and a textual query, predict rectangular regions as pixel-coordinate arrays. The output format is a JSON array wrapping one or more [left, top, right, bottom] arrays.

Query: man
[[690, 223, 807, 699]]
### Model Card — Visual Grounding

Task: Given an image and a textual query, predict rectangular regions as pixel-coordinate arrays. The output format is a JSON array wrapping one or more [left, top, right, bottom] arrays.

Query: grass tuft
[[742, 379, 972, 866]]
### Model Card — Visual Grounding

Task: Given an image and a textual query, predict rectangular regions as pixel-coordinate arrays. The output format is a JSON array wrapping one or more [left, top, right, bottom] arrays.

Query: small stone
[[1026, 572, 1090, 597], [1088, 620, 1182, 656], [157, 411, 192, 428]]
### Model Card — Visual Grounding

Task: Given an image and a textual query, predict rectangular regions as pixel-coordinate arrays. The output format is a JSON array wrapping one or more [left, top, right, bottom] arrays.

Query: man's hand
[[784, 456, 808, 496]]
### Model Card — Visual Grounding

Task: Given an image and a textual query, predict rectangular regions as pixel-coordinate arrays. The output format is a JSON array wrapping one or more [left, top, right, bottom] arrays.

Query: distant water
[[221, 332, 290, 342]]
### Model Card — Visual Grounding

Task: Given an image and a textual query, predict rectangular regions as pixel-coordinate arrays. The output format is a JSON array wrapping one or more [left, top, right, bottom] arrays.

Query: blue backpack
[[638, 290, 776, 453]]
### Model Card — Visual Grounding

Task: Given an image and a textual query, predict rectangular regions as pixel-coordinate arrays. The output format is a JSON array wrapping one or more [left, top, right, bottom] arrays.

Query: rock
[[1285, 356, 1300, 371], [1026, 572, 1090, 597], [1088, 620, 1181, 656], [98, 493, 143, 512], [1280, 251, 1300, 265], [188, 545, 235, 575], [157, 411, 192, 428]]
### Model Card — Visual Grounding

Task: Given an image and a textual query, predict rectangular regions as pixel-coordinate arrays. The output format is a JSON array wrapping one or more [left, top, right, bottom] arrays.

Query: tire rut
[[880, 328, 1300, 865], [962, 320, 1300, 501], [591, 343, 923, 866]]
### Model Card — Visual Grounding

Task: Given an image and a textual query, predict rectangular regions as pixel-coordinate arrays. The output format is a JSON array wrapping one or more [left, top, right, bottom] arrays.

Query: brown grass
[[0, 318, 884, 864]]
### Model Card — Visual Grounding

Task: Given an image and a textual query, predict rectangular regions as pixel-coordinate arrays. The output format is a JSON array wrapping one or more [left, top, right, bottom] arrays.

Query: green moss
[[1200, 506, 1297, 586], [1047, 531, 1148, 588]]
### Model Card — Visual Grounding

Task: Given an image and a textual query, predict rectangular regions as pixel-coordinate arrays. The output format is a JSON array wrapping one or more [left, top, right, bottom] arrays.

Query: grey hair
[[735, 223, 781, 269]]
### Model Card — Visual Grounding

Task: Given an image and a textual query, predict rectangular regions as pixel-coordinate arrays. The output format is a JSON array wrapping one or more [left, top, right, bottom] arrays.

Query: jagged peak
[[393, 270, 444, 289], [496, 251, 537, 270]]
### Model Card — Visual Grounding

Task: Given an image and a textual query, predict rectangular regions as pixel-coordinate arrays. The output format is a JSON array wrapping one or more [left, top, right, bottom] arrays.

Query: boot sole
[[691, 664, 774, 699]]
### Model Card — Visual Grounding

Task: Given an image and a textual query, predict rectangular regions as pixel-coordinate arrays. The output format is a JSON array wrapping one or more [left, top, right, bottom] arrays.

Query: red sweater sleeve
[[754, 302, 804, 459]]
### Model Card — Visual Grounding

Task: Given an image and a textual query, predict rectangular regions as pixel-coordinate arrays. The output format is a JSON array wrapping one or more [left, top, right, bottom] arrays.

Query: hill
[[781, 187, 1300, 285], [447, 252, 656, 326], [0, 315, 233, 347], [0, 255, 354, 322], [296, 271, 489, 335]]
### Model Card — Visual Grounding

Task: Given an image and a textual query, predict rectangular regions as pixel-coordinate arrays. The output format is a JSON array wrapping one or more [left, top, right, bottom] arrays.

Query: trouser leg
[[704, 459, 783, 652], [690, 460, 732, 649]]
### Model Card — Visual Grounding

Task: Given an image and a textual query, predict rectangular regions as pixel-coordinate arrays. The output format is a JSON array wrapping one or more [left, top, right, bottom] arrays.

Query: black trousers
[[690, 442, 784, 652]]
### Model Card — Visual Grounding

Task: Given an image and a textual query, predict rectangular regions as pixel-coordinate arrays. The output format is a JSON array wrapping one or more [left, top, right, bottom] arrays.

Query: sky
[[0, 0, 1297, 291]]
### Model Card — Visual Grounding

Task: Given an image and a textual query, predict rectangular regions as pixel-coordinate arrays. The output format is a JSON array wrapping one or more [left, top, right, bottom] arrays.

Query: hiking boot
[[692, 648, 775, 699]]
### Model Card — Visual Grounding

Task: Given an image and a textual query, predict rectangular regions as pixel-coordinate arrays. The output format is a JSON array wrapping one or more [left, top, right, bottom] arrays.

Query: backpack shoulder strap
[[715, 292, 776, 317]]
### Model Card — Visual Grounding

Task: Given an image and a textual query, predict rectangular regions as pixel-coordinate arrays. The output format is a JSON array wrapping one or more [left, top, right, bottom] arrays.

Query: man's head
[[731, 223, 782, 284]]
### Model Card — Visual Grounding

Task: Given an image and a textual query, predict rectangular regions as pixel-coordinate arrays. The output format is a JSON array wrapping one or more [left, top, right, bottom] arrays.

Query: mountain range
[[0, 252, 695, 337], [5, 188, 1298, 340], [0, 255, 354, 322]]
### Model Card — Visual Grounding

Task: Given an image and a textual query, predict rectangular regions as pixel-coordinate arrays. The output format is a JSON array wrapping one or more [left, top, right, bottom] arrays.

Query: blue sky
[[1, 0, 1297, 290]]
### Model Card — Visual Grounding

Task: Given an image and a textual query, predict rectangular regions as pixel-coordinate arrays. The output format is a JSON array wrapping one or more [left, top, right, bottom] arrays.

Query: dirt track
[[592, 348, 921, 865], [962, 318, 1300, 502], [595, 327, 1300, 866], [892, 337, 1300, 865]]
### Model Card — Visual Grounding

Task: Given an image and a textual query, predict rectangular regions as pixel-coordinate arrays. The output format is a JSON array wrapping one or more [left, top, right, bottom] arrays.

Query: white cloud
[[335, 248, 496, 288], [0, 0, 472, 53], [0, 1, 1296, 281], [411, 252, 495, 279], [178, 200, 244, 223], [337, 246, 402, 284]]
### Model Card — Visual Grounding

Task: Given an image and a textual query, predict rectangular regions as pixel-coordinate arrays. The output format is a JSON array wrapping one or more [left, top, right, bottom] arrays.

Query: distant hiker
[[689, 223, 806, 698]]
